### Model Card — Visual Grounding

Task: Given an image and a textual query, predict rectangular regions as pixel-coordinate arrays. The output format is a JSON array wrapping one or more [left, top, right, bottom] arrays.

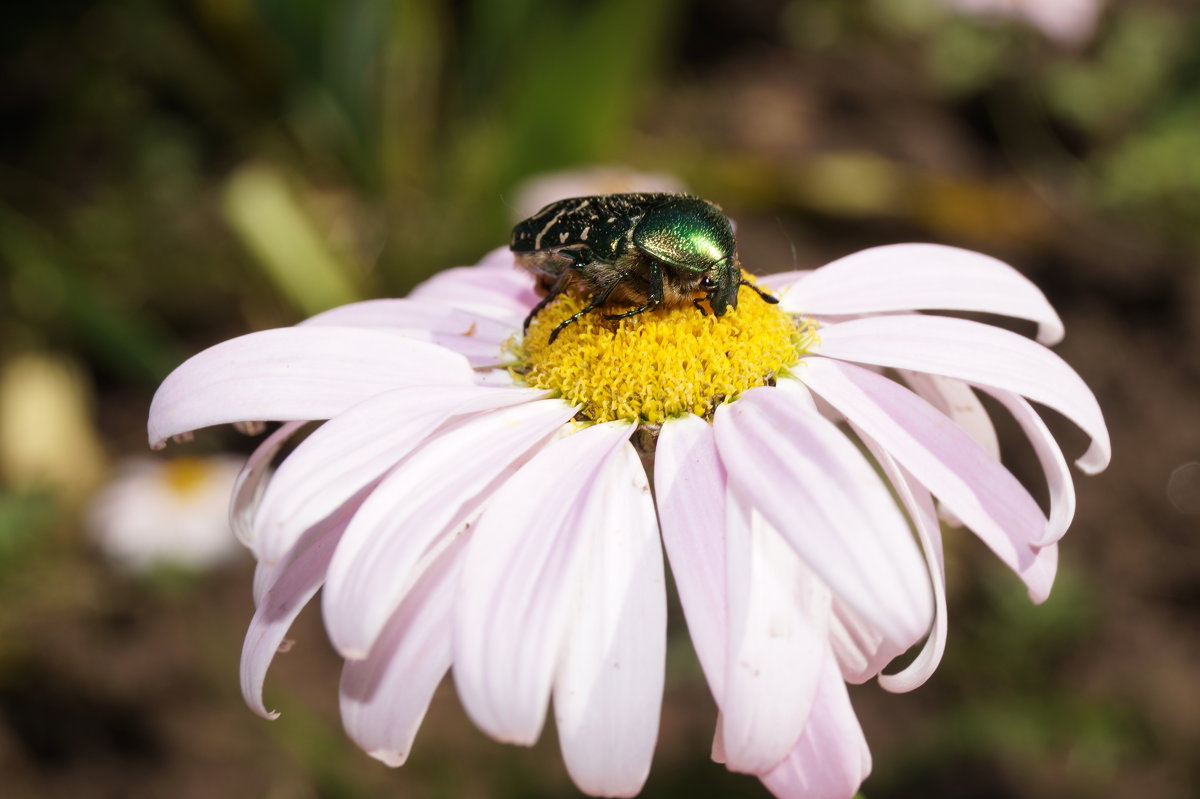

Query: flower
[[148, 242, 1109, 798], [943, 0, 1105, 47], [88, 455, 246, 571]]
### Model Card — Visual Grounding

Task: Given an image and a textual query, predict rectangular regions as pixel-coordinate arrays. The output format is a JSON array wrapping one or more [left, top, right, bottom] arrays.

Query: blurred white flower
[[88, 456, 246, 571], [510, 166, 687, 221], [946, 0, 1104, 46]]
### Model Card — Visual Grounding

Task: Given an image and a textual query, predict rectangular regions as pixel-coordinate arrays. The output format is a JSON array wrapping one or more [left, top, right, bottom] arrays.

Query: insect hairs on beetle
[[510, 193, 778, 342]]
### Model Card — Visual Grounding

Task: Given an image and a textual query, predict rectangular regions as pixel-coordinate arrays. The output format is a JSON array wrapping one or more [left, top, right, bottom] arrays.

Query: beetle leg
[[692, 296, 710, 315], [523, 272, 572, 332], [601, 261, 663, 321], [647, 260, 665, 305], [548, 272, 627, 343], [740, 279, 780, 304], [604, 301, 656, 321]]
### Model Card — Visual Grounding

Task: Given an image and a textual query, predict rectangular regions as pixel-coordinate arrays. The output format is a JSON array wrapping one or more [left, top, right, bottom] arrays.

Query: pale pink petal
[[339, 535, 465, 767], [779, 243, 1064, 345], [715, 389, 933, 648], [251, 558, 277, 608], [899, 371, 998, 527], [758, 655, 871, 799], [722, 488, 832, 774], [553, 443, 666, 798], [811, 314, 1110, 474], [148, 327, 474, 447], [476, 369, 521, 388], [300, 298, 512, 340], [322, 398, 578, 658], [983, 388, 1076, 546], [240, 501, 358, 718], [427, 337, 509, 368], [801, 358, 1054, 603], [865, 443, 948, 694], [712, 715, 727, 764], [473, 245, 521, 269], [408, 262, 537, 321], [900, 371, 999, 461], [454, 421, 635, 746], [300, 299, 515, 366], [828, 601, 898, 685], [253, 385, 545, 563], [757, 269, 811, 293], [230, 421, 307, 548], [654, 415, 728, 697]]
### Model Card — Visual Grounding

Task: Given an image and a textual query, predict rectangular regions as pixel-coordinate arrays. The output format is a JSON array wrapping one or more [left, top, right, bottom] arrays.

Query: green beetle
[[510, 193, 778, 342]]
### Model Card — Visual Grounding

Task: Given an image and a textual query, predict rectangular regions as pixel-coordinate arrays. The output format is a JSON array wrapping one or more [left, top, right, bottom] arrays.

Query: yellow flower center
[[509, 284, 816, 424]]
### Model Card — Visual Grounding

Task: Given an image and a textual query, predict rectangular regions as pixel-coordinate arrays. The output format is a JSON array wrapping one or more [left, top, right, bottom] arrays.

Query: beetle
[[510, 193, 778, 342]]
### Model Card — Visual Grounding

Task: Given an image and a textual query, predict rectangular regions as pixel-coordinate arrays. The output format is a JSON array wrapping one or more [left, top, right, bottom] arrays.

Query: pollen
[[510, 284, 816, 424]]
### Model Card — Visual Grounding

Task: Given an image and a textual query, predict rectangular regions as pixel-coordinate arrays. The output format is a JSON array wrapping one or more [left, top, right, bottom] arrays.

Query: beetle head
[[703, 257, 741, 316]]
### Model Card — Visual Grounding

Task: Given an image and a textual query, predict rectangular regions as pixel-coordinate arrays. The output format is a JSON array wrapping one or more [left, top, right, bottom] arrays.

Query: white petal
[[300, 299, 515, 367], [899, 371, 998, 526], [828, 601, 895, 685], [714, 389, 933, 648], [866, 443, 948, 694], [322, 398, 578, 658], [301, 298, 513, 340], [339, 534, 464, 767], [654, 415, 728, 697], [812, 314, 1110, 474], [230, 421, 307, 548], [722, 488, 832, 774], [900, 371, 999, 461], [454, 421, 635, 746], [801, 358, 1054, 603], [780, 243, 1064, 345], [148, 327, 474, 447], [758, 655, 872, 799], [240, 502, 357, 718], [251, 558, 277, 608], [554, 443, 666, 798], [253, 385, 545, 563], [473, 245, 522, 269], [983, 388, 1076, 547], [757, 269, 811, 294], [408, 263, 537, 321]]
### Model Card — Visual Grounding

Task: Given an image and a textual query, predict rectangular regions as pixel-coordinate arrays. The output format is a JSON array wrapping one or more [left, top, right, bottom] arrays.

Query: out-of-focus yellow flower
[[0, 353, 106, 500]]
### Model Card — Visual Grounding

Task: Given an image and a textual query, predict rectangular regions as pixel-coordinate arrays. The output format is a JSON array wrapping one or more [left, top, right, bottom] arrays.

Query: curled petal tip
[[367, 750, 407, 768], [1076, 445, 1110, 476], [1037, 322, 1065, 347]]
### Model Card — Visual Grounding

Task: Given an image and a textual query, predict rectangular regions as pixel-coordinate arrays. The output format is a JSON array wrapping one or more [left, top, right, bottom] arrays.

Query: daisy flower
[[88, 455, 246, 572], [148, 241, 1109, 798]]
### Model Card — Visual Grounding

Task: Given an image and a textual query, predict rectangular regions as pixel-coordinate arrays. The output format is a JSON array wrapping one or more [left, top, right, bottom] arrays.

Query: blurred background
[[2, 1, 1198, 797]]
